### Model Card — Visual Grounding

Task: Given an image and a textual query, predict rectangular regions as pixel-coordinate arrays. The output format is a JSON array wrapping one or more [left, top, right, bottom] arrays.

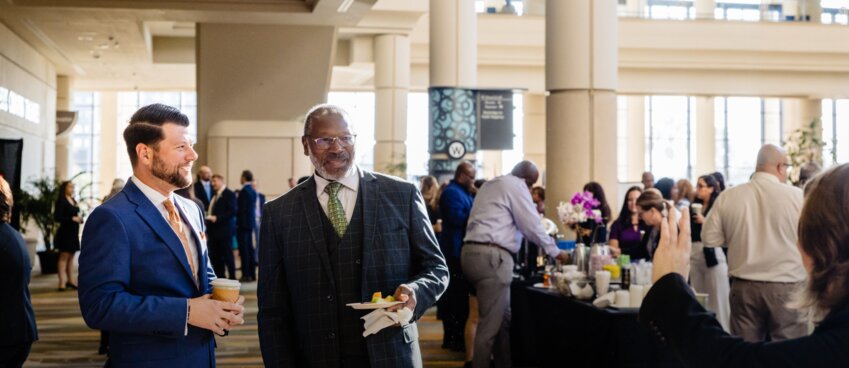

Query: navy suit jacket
[[207, 188, 237, 241], [236, 184, 257, 231], [257, 169, 449, 368], [193, 181, 212, 211], [0, 223, 38, 347], [79, 180, 217, 367], [438, 180, 474, 259]]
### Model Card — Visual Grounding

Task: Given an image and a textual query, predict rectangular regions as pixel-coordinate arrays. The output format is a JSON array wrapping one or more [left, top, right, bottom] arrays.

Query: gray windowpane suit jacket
[[257, 169, 449, 367]]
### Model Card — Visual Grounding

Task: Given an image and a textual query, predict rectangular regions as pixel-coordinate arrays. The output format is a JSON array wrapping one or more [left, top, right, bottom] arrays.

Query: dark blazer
[[0, 223, 38, 347], [438, 180, 474, 259], [193, 180, 212, 211], [54, 195, 81, 252], [79, 180, 217, 367], [207, 188, 237, 241], [639, 273, 849, 367], [236, 184, 257, 231], [257, 169, 449, 368]]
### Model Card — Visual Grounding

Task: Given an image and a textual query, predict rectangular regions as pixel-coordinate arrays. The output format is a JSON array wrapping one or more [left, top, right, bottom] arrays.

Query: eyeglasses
[[308, 135, 357, 149]]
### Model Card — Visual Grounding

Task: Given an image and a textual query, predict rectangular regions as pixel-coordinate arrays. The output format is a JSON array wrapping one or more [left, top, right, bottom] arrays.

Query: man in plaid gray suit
[[258, 104, 449, 367]]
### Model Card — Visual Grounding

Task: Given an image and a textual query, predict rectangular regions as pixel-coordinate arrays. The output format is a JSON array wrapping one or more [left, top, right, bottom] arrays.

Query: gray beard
[[308, 147, 354, 181]]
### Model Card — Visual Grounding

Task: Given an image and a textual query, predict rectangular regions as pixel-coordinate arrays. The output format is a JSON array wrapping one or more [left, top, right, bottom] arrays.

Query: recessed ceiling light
[[77, 36, 94, 41]]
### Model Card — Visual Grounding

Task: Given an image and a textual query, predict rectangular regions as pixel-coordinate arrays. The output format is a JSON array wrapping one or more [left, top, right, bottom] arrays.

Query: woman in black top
[[420, 175, 441, 234], [0, 176, 38, 367], [689, 174, 730, 330], [578, 181, 611, 245], [54, 180, 82, 291]]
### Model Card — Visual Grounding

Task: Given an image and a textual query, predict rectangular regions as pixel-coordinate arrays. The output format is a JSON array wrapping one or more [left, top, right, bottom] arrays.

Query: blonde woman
[[420, 175, 442, 233]]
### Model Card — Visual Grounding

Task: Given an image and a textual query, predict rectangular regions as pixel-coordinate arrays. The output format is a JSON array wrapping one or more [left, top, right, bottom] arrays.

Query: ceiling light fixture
[[337, 0, 355, 13]]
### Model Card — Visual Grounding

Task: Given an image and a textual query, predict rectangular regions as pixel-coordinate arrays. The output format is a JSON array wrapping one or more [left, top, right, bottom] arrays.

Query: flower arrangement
[[557, 191, 603, 242]]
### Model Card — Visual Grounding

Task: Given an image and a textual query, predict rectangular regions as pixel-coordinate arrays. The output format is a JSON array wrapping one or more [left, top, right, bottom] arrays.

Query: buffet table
[[511, 281, 683, 368]]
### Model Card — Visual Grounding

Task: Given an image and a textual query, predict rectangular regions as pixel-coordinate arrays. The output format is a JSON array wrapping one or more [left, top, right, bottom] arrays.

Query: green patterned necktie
[[324, 182, 347, 237]]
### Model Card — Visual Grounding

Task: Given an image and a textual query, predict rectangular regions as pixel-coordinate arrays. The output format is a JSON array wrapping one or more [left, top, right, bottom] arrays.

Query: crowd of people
[[3, 100, 849, 367]]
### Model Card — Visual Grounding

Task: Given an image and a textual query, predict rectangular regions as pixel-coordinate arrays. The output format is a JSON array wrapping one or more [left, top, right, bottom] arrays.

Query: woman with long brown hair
[[641, 163, 849, 366], [420, 175, 441, 233], [689, 174, 730, 331], [635, 188, 671, 260]]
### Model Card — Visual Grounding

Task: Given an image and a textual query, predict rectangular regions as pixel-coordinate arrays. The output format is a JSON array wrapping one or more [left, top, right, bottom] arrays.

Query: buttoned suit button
[[328, 332, 336, 339], [327, 294, 334, 302], [355, 259, 361, 265]]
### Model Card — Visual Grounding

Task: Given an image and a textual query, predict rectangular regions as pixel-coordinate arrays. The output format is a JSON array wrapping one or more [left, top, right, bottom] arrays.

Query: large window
[[407, 92, 430, 179], [822, 99, 849, 166], [714, 97, 783, 186], [71, 92, 101, 199], [645, 96, 695, 181], [115, 92, 197, 181]]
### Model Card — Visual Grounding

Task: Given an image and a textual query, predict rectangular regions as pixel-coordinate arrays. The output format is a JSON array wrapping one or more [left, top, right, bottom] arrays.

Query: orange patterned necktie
[[163, 198, 198, 286]]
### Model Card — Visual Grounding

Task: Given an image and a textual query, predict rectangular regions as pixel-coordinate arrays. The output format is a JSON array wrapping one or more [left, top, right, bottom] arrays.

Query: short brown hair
[[123, 103, 189, 166], [796, 163, 849, 320], [0, 176, 11, 223], [636, 188, 667, 213]]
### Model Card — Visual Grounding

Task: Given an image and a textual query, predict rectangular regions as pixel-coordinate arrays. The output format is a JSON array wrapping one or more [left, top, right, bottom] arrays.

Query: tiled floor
[[24, 273, 465, 367]]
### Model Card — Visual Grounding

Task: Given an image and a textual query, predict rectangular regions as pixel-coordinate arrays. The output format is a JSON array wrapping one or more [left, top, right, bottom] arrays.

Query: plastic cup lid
[[211, 279, 241, 288]]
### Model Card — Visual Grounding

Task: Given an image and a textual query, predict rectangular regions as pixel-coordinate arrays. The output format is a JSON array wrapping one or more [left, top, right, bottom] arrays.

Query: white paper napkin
[[361, 307, 413, 337]]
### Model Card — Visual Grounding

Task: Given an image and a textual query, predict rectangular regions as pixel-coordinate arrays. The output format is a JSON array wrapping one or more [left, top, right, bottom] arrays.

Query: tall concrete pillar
[[545, 0, 618, 229], [694, 96, 716, 176], [429, 0, 477, 88], [373, 34, 410, 177], [55, 75, 73, 181], [99, 92, 118, 199], [428, 0, 477, 179], [694, 0, 715, 20], [625, 95, 646, 182], [523, 93, 546, 180]]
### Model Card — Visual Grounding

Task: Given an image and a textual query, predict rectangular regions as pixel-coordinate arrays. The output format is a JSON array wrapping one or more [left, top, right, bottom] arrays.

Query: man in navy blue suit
[[236, 170, 257, 282], [79, 103, 244, 367], [206, 174, 237, 280]]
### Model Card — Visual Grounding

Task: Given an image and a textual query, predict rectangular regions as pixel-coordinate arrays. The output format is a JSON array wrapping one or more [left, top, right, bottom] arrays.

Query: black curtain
[[0, 139, 24, 230]]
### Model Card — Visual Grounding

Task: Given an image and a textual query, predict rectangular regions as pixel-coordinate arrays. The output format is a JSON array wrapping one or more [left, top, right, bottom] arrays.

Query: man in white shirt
[[702, 144, 807, 342]]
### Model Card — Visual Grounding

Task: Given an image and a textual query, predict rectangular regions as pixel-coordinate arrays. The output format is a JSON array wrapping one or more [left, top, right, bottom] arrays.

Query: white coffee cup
[[629, 285, 644, 308], [595, 270, 611, 296], [615, 290, 630, 308], [692, 203, 704, 215]]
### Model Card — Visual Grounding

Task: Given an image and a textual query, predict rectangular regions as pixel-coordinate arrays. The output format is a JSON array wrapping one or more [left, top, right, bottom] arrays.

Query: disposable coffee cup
[[629, 285, 644, 308], [595, 270, 611, 296], [691, 203, 704, 215], [615, 290, 630, 308], [211, 279, 241, 303]]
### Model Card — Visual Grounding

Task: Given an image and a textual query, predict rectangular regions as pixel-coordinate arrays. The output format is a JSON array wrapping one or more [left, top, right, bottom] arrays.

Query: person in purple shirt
[[609, 186, 651, 260], [461, 161, 569, 368]]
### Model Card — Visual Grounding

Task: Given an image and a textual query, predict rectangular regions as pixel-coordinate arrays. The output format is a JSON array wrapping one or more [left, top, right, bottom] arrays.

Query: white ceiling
[[0, 0, 393, 90]]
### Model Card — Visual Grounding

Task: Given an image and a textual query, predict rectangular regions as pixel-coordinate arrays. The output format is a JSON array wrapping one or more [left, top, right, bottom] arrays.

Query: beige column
[[545, 0, 618, 231], [429, 0, 477, 87], [523, 92, 546, 181], [524, 0, 546, 16], [783, 98, 822, 137], [428, 0, 478, 179], [694, 0, 715, 20], [55, 75, 73, 181], [99, 92, 118, 199], [694, 96, 716, 176], [625, 0, 647, 18], [625, 95, 646, 182], [373, 34, 410, 177], [784, 0, 799, 20], [802, 0, 822, 23]]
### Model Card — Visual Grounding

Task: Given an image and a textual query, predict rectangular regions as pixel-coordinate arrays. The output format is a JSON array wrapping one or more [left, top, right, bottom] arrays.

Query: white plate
[[346, 301, 404, 310]]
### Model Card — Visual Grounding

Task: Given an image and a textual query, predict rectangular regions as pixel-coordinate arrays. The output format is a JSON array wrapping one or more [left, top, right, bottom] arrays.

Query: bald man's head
[[454, 161, 476, 188], [756, 144, 791, 182], [511, 160, 539, 188], [197, 165, 212, 181]]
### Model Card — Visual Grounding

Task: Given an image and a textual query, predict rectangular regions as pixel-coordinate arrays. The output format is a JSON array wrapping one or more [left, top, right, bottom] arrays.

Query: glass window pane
[[726, 97, 762, 186], [0, 87, 8, 111], [648, 96, 690, 180], [9, 91, 25, 117], [327, 92, 376, 172], [715, 97, 727, 178], [406, 92, 429, 179]]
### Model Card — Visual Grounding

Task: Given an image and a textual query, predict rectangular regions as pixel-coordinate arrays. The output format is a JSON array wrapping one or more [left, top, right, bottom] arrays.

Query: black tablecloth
[[511, 281, 683, 368]]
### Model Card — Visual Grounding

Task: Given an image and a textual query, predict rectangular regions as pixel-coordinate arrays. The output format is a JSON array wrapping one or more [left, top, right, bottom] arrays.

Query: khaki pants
[[729, 278, 809, 342], [461, 244, 513, 368]]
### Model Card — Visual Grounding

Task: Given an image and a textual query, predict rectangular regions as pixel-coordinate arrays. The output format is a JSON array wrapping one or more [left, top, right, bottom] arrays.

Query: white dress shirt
[[131, 176, 200, 274], [314, 166, 360, 223], [701, 172, 806, 283]]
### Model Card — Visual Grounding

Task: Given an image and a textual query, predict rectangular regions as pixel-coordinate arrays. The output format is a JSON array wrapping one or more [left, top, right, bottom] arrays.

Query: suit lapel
[[124, 181, 199, 287], [359, 170, 379, 300], [300, 177, 336, 289]]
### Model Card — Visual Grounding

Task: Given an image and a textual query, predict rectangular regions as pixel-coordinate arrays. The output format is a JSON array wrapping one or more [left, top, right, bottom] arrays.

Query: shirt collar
[[752, 171, 780, 183], [131, 176, 174, 208], [314, 165, 360, 195]]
